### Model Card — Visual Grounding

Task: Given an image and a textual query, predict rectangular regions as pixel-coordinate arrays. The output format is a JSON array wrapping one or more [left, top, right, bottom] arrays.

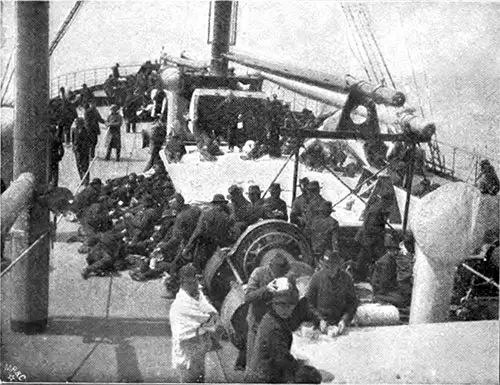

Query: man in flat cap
[[228, 184, 255, 237], [170, 263, 219, 383], [248, 185, 264, 207]]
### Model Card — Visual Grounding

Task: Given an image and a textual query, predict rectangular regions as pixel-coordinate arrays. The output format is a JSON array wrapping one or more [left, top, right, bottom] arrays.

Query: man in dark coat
[[248, 185, 264, 207], [72, 117, 91, 186], [144, 119, 166, 172], [306, 250, 358, 335], [476, 159, 499, 196], [123, 91, 141, 133], [372, 233, 414, 308], [304, 200, 339, 265], [49, 125, 65, 187], [73, 178, 102, 218], [244, 254, 291, 371], [354, 193, 392, 281], [105, 105, 123, 161], [124, 194, 160, 246], [245, 280, 322, 384], [290, 177, 310, 229], [84, 100, 104, 159], [183, 194, 234, 273], [302, 180, 326, 229], [262, 183, 288, 221], [57, 87, 78, 145], [228, 185, 255, 237], [82, 230, 126, 279]]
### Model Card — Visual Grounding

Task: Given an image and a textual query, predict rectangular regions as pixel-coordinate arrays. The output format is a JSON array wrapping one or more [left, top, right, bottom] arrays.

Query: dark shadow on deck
[[46, 316, 171, 341]]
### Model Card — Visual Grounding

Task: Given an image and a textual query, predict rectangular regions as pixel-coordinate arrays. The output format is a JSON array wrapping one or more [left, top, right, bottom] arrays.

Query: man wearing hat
[[303, 180, 326, 227], [290, 177, 310, 229], [371, 232, 414, 307], [105, 104, 123, 161], [306, 250, 358, 336], [248, 185, 264, 207], [170, 263, 219, 383], [228, 184, 255, 236], [304, 200, 339, 265], [246, 278, 322, 384], [183, 194, 234, 273], [72, 117, 92, 186], [262, 183, 288, 221], [354, 192, 392, 282], [81, 230, 126, 279], [244, 253, 291, 371]]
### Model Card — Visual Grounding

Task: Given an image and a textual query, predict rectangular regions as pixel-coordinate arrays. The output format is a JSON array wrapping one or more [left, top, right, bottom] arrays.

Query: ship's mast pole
[[10, 1, 51, 333], [210, 1, 233, 76]]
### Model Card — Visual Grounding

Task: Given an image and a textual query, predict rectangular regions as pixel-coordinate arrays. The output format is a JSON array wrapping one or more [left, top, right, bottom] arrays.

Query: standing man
[[84, 99, 104, 159], [354, 193, 392, 282], [304, 201, 339, 265], [244, 254, 291, 371], [267, 94, 282, 158], [57, 86, 78, 145], [228, 185, 254, 237], [72, 117, 91, 186], [290, 177, 310, 229], [105, 105, 123, 161], [123, 90, 141, 133], [170, 264, 219, 383], [144, 118, 166, 172], [49, 124, 64, 187], [306, 250, 358, 336], [303, 180, 326, 229], [183, 194, 234, 273]]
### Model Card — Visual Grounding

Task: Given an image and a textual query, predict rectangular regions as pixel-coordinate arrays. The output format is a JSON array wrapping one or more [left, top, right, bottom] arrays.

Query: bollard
[[409, 182, 499, 324]]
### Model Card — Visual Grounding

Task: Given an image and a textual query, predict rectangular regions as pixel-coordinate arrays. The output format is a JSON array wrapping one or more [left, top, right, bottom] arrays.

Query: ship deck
[[1, 121, 498, 384]]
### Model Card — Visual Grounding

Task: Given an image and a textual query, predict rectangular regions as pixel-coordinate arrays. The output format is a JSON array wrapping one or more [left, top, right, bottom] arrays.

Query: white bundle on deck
[[353, 303, 400, 326]]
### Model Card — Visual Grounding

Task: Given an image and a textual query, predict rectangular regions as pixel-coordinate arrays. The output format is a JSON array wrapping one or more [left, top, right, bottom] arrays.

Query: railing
[[49, 63, 143, 98]]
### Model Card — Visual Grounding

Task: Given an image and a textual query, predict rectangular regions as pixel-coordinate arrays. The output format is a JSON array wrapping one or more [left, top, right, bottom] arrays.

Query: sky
[[1, 1, 499, 160]]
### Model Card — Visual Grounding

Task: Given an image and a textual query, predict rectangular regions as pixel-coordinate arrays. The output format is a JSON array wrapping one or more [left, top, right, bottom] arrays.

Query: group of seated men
[[72, 161, 340, 296]]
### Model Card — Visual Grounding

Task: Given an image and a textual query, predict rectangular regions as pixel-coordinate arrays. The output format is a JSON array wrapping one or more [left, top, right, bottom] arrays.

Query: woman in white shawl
[[169, 263, 219, 383]]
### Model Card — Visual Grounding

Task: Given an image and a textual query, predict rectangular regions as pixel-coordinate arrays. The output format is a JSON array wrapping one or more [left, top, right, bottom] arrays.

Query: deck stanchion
[[402, 143, 416, 233], [11, 1, 50, 334]]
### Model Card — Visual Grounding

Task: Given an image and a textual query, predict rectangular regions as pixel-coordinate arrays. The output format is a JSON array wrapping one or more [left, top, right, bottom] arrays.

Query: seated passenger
[[306, 250, 358, 335]]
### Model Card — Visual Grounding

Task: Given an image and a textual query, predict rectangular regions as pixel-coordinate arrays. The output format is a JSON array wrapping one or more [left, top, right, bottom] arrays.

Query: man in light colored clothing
[[169, 264, 219, 383]]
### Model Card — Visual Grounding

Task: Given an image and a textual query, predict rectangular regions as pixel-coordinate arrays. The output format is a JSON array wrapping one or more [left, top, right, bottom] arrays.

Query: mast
[[210, 1, 233, 76], [10, 1, 51, 333]]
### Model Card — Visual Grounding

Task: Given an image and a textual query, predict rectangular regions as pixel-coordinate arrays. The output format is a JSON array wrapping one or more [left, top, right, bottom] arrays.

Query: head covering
[[179, 263, 197, 281], [299, 177, 309, 187], [212, 194, 228, 204], [270, 253, 291, 274], [272, 284, 300, 305], [110, 104, 119, 112], [90, 178, 102, 187], [248, 185, 261, 194], [307, 181, 320, 191], [228, 184, 243, 196], [269, 183, 281, 192], [320, 200, 334, 213], [384, 233, 399, 249]]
